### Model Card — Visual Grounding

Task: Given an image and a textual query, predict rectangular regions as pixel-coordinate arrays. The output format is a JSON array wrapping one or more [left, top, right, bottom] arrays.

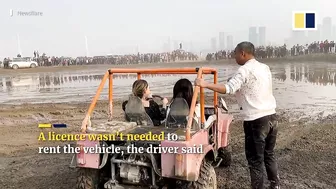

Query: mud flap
[[69, 141, 109, 169], [71, 135, 100, 169]]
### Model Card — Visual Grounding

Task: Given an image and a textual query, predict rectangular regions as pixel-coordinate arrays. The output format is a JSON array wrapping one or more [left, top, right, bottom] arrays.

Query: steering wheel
[[146, 94, 164, 100]]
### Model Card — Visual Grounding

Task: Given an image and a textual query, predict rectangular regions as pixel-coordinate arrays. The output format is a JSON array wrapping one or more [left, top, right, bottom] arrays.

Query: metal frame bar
[[80, 67, 218, 141]]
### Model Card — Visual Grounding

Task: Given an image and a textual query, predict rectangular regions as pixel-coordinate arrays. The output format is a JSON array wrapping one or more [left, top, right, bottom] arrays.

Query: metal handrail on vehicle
[[80, 67, 218, 141]]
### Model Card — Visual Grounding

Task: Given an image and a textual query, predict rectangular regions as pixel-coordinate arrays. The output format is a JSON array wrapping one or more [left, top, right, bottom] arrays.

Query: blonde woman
[[122, 79, 168, 126]]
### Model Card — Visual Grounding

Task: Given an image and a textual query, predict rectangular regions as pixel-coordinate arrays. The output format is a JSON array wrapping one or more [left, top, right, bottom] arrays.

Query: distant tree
[[17, 54, 21, 57]]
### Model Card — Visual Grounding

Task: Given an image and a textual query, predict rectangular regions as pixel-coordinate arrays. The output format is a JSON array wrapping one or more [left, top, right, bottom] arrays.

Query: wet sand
[[0, 56, 335, 189]]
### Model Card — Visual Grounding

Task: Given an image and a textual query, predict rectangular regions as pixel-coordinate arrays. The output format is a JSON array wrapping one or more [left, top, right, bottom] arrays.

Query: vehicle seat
[[165, 98, 200, 129], [165, 98, 189, 128], [124, 94, 154, 127]]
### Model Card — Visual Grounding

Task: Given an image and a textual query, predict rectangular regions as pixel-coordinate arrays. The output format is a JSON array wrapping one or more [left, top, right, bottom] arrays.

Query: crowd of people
[[206, 40, 336, 61], [1, 49, 198, 67], [2, 40, 336, 67], [290, 40, 335, 55]]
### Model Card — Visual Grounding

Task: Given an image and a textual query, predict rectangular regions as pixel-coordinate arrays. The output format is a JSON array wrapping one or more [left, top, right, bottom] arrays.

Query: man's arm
[[203, 83, 227, 94], [196, 67, 247, 94], [224, 71, 246, 94]]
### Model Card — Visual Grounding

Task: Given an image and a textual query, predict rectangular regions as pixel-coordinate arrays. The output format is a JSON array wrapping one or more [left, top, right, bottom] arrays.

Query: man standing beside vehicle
[[195, 41, 280, 189]]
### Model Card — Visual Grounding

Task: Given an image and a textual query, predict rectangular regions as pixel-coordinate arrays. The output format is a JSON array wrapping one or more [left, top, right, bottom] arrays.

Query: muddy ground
[[0, 57, 335, 189]]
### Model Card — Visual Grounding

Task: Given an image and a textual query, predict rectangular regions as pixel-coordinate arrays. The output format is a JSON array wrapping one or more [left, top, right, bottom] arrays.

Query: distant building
[[173, 41, 179, 50], [308, 30, 319, 42], [317, 24, 322, 41], [322, 17, 332, 40], [227, 35, 234, 50], [211, 37, 217, 52], [187, 41, 193, 52], [291, 30, 306, 45], [249, 27, 258, 46], [219, 32, 225, 50], [284, 38, 290, 46], [258, 27, 266, 46], [308, 23, 322, 42], [167, 37, 171, 52], [162, 43, 169, 52]]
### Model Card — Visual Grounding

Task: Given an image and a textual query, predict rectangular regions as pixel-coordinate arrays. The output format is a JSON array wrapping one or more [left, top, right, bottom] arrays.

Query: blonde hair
[[132, 79, 148, 98]]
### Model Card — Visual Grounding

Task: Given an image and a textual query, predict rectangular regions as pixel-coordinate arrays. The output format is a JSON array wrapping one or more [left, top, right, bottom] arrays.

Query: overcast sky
[[0, 0, 335, 57]]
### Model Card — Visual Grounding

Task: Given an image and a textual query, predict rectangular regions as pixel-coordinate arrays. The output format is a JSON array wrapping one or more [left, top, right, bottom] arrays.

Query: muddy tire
[[161, 179, 177, 189], [159, 183, 176, 189], [179, 161, 217, 189], [30, 63, 37, 68], [218, 146, 232, 167], [76, 168, 100, 189]]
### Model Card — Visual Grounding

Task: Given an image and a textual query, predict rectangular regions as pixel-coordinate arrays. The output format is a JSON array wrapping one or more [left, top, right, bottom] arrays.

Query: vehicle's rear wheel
[[179, 160, 217, 189], [30, 63, 37, 68], [218, 146, 232, 167], [76, 168, 100, 189], [12, 64, 19, 69], [160, 178, 177, 189]]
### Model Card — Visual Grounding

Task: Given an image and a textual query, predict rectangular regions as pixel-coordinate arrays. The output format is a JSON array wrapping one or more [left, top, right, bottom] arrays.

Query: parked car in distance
[[8, 57, 38, 69]]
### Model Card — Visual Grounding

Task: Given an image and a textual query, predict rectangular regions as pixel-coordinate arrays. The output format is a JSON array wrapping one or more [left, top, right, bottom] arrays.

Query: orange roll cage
[[80, 67, 218, 141]]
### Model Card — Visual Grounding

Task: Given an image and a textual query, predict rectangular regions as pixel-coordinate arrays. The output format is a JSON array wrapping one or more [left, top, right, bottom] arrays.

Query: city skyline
[[288, 16, 334, 45], [205, 16, 335, 52], [1, 0, 336, 57]]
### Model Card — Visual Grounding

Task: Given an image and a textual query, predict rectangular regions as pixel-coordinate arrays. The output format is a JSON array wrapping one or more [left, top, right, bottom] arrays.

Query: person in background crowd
[[206, 39, 336, 61], [3, 39, 335, 68]]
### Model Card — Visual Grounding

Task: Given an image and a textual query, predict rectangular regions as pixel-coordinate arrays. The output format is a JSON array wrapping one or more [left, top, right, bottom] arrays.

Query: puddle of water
[[271, 62, 336, 112], [0, 62, 335, 114]]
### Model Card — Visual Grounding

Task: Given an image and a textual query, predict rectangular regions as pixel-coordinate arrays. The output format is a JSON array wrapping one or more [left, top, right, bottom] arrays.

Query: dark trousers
[[243, 114, 279, 189]]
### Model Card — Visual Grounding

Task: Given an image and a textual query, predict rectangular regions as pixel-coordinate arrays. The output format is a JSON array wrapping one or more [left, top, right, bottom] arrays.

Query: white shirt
[[225, 58, 276, 121]]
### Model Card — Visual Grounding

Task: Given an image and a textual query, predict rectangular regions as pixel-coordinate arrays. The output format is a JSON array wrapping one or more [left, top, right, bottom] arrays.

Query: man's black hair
[[235, 41, 255, 56]]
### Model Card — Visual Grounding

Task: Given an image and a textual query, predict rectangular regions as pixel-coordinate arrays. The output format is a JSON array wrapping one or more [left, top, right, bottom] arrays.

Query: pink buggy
[[70, 67, 233, 189]]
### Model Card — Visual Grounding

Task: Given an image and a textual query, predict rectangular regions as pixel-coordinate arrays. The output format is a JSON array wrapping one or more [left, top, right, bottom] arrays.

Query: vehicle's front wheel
[[12, 64, 19, 69], [179, 160, 217, 189], [76, 168, 100, 189], [30, 63, 37, 68]]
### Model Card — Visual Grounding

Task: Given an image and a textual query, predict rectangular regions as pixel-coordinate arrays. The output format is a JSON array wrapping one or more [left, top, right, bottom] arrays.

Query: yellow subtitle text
[[38, 131, 165, 141]]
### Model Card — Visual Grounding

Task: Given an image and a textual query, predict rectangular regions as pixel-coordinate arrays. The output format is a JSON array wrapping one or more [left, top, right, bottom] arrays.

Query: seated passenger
[[167, 78, 201, 123], [122, 79, 168, 126]]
